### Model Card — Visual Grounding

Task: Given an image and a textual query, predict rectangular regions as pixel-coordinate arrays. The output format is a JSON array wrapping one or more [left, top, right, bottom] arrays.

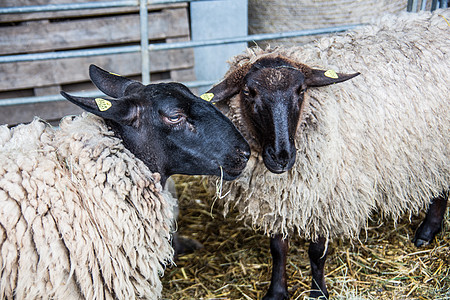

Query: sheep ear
[[60, 91, 136, 125], [305, 68, 360, 87], [89, 64, 143, 98], [205, 66, 251, 103], [204, 80, 240, 103]]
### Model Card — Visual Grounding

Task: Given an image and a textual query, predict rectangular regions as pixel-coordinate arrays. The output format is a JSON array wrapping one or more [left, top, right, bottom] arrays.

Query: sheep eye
[[297, 86, 307, 95], [163, 113, 185, 125], [243, 87, 256, 97]]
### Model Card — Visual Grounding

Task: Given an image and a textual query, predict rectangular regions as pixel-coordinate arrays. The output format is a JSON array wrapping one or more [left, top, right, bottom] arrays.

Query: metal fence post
[[408, 0, 420, 11], [140, 0, 150, 84]]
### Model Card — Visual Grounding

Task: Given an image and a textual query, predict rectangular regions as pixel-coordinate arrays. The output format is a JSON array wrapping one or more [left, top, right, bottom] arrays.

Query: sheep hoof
[[413, 238, 430, 247], [262, 293, 289, 300], [173, 235, 203, 259], [262, 289, 289, 300], [413, 222, 441, 248], [309, 290, 329, 299]]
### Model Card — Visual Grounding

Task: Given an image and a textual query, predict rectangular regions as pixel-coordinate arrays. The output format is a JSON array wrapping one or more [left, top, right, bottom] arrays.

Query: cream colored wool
[[217, 10, 450, 241], [0, 113, 174, 299]]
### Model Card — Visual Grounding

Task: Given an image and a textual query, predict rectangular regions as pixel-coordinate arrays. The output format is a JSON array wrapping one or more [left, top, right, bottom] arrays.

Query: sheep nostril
[[267, 148, 276, 161], [278, 150, 290, 164], [237, 148, 251, 160], [263, 147, 273, 160], [242, 150, 251, 160], [267, 147, 291, 167]]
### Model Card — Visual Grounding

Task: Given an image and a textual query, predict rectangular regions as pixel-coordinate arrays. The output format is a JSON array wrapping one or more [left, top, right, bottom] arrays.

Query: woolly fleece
[[217, 10, 450, 240], [0, 113, 174, 299]]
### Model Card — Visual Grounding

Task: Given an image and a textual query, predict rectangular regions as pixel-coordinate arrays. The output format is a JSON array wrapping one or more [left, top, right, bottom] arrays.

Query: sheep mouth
[[220, 165, 245, 180], [220, 158, 248, 180], [264, 163, 291, 174], [219, 148, 250, 180], [262, 151, 296, 174]]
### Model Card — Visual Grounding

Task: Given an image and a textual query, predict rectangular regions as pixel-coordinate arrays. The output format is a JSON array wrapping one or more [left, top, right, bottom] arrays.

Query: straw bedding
[[163, 176, 449, 299], [0, 113, 174, 299]]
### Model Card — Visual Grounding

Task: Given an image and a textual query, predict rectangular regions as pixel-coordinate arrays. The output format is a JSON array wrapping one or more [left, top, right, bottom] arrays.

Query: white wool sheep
[[207, 9, 449, 299], [0, 114, 175, 299], [0, 62, 250, 299], [216, 9, 449, 239]]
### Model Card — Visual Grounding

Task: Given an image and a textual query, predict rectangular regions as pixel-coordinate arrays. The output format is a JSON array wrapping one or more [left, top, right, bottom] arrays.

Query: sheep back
[[0, 113, 174, 299], [217, 10, 450, 240]]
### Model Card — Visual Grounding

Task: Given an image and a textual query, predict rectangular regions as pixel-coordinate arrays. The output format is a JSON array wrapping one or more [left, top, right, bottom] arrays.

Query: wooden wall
[[0, 0, 196, 126]]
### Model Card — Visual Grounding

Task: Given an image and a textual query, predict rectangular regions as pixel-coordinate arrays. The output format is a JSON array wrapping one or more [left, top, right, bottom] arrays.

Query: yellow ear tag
[[200, 93, 214, 102], [109, 72, 121, 77], [324, 69, 338, 79], [439, 15, 450, 27], [95, 98, 112, 111]]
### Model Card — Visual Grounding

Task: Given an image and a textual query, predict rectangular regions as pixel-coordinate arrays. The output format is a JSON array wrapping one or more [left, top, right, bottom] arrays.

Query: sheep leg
[[262, 234, 289, 300], [308, 237, 329, 299], [172, 233, 203, 260], [413, 193, 448, 247]]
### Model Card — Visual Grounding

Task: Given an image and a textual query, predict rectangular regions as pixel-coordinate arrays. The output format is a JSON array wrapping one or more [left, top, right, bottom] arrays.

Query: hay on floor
[[162, 175, 450, 300]]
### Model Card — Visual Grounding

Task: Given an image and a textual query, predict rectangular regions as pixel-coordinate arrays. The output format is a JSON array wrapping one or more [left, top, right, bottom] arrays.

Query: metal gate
[[0, 0, 446, 109]]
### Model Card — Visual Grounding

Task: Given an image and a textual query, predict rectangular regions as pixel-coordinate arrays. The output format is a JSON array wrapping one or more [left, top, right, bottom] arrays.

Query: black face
[[241, 65, 305, 173], [61, 65, 250, 184], [207, 55, 359, 175], [120, 83, 250, 181]]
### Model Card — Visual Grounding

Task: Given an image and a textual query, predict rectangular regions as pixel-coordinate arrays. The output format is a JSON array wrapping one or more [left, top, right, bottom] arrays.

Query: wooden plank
[[34, 85, 61, 96], [170, 68, 198, 96], [0, 8, 189, 55], [0, 3, 187, 24], [0, 67, 196, 126], [0, 68, 196, 126], [0, 89, 33, 99], [0, 100, 84, 126], [170, 68, 196, 82], [2, 0, 127, 6], [2, 0, 186, 8], [0, 47, 194, 91], [0, 7, 139, 23], [0, 1, 194, 127]]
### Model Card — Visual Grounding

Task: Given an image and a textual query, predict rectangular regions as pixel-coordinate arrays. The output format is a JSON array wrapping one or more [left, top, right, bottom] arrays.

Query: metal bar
[[0, 1, 137, 14], [0, 80, 217, 106], [0, 5, 361, 107], [149, 24, 363, 51], [421, 0, 428, 10], [413, 0, 420, 12], [0, 45, 141, 63], [407, 0, 420, 11], [154, 0, 214, 2], [0, 91, 102, 106], [0, 0, 216, 14], [184, 79, 216, 88], [431, 0, 439, 10], [0, 24, 362, 64], [140, 0, 150, 84]]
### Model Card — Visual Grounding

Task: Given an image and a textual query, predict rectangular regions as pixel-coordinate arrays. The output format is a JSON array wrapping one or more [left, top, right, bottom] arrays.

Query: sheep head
[[61, 65, 250, 184], [207, 55, 359, 174]]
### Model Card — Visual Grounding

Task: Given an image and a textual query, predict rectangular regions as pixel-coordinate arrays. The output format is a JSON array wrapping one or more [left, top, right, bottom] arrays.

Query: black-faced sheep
[[0, 65, 250, 299], [205, 10, 449, 299]]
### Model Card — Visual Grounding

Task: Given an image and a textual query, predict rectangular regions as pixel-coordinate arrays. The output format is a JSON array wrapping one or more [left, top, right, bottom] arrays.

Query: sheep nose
[[267, 146, 290, 168], [237, 147, 251, 161]]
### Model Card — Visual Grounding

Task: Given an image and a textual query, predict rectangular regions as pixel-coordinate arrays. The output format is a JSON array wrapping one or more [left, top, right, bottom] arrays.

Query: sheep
[[0, 64, 250, 299], [204, 10, 450, 299]]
